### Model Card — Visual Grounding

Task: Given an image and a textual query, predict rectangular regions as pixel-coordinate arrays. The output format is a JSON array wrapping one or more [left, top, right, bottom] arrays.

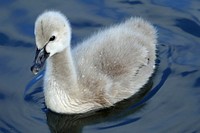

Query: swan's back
[[72, 17, 157, 104]]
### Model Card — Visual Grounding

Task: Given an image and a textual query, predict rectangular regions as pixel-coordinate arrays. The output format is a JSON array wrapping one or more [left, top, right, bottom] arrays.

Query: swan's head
[[31, 11, 71, 75]]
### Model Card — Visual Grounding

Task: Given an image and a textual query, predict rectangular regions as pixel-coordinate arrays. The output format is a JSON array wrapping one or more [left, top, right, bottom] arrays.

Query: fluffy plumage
[[32, 11, 157, 114]]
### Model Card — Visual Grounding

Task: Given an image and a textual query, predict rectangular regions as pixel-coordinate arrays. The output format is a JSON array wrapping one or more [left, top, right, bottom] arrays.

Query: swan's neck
[[46, 47, 78, 90], [44, 47, 83, 113]]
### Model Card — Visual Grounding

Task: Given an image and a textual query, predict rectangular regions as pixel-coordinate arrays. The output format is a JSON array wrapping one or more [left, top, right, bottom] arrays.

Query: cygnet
[[31, 10, 157, 114]]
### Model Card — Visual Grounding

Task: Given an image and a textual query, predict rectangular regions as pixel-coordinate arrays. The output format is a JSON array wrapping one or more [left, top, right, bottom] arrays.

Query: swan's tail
[[124, 17, 158, 44]]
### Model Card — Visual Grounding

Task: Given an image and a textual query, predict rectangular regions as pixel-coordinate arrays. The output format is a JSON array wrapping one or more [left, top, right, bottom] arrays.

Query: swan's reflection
[[46, 81, 153, 133]]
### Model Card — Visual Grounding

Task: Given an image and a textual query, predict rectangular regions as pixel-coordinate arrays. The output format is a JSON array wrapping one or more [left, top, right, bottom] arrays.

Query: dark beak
[[31, 47, 50, 75]]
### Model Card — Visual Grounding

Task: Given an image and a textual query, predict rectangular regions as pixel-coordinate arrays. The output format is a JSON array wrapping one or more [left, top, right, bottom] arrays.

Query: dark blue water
[[0, 0, 200, 133]]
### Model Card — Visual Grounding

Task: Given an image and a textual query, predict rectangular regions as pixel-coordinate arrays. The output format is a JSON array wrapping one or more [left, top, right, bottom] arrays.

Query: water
[[0, 0, 200, 132]]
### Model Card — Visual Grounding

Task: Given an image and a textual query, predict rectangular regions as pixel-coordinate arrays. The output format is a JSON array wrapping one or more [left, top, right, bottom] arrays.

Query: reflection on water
[[0, 0, 200, 133]]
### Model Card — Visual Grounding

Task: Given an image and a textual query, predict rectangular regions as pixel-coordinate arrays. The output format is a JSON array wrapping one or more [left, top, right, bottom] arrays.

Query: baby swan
[[31, 11, 157, 114]]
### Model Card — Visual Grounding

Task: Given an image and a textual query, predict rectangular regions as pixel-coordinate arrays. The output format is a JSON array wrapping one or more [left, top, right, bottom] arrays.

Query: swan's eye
[[49, 36, 56, 41]]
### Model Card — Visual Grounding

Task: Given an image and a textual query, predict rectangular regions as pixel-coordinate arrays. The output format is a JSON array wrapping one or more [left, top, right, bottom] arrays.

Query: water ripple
[[0, 93, 5, 100], [0, 32, 33, 48], [0, 119, 20, 133], [175, 18, 200, 37], [120, 0, 143, 5], [97, 117, 141, 130], [24, 70, 45, 102], [194, 77, 200, 88]]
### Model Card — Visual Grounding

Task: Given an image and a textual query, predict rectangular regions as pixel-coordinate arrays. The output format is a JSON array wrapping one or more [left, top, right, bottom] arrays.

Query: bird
[[30, 10, 157, 114]]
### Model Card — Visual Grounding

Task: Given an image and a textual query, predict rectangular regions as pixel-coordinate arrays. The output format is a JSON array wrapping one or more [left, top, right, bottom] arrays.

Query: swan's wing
[[72, 17, 157, 99]]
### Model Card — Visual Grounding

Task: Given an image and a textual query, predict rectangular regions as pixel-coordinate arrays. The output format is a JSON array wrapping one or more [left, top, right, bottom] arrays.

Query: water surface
[[0, 0, 200, 133]]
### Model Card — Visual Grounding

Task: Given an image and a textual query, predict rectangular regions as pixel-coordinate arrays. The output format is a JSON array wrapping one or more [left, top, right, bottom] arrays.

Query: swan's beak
[[31, 47, 50, 75]]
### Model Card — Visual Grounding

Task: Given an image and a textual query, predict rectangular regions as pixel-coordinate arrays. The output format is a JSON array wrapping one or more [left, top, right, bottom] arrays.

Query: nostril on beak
[[31, 65, 40, 75]]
